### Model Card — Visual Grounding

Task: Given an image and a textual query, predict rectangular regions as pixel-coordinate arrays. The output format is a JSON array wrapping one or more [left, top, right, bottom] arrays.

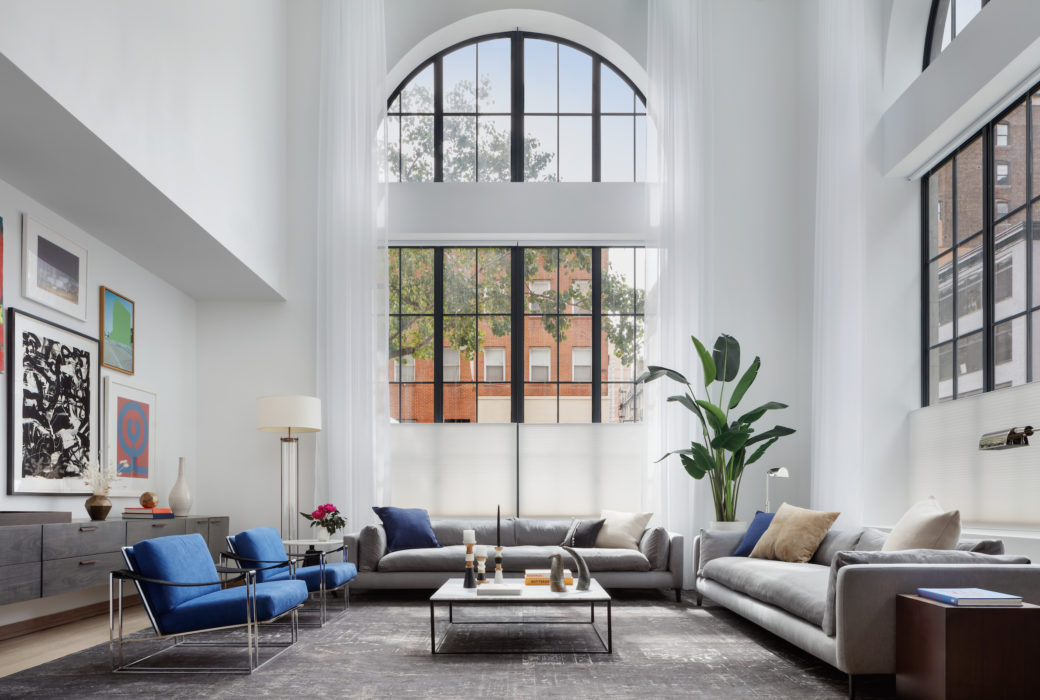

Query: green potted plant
[[637, 333, 795, 528]]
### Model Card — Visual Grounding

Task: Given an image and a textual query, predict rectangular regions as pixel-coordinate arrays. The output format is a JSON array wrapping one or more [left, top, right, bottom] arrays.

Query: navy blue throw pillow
[[733, 511, 775, 557], [372, 507, 441, 552]]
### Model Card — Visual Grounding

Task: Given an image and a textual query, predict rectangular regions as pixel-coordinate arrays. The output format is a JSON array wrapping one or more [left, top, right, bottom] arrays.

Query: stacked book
[[123, 507, 175, 520], [917, 587, 1023, 606], [524, 568, 573, 586]]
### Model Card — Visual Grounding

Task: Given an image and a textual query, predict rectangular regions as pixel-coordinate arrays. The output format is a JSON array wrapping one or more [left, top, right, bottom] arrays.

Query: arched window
[[924, 0, 990, 68], [386, 31, 646, 183]]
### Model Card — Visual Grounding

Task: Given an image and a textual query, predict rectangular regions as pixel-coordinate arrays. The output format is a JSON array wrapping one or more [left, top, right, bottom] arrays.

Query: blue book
[[917, 587, 1023, 606]]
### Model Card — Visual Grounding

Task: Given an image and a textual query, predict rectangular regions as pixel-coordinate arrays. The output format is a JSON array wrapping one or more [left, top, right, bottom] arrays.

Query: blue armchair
[[110, 533, 307, 673], [225, 527, 357, 626]]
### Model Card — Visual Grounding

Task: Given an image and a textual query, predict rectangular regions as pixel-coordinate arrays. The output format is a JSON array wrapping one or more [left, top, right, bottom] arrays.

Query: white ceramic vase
[[710, 520, 747, 531], [169, 457, 192, 516], [316, 527, 331, 542]]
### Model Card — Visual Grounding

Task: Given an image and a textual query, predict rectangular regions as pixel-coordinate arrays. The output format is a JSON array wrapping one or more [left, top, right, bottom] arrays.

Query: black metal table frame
[[429, 598, 612, 654]]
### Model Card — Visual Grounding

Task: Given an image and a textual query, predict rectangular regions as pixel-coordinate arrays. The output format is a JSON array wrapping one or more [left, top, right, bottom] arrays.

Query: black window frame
[[924, 0, 992, 70], [921, 81, 1040, 405], [386, 31, 647, 183], [389, 245, 645, 423]]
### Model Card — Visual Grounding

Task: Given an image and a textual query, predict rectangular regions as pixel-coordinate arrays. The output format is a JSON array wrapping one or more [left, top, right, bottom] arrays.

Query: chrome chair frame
[[223, 536, 350, 627], [110, 548, 301, 674]]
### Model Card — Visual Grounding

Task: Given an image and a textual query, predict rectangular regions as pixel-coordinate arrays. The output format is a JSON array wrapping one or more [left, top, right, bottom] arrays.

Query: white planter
[[710, 520, 747, 531], [316, 528, 331, 542]]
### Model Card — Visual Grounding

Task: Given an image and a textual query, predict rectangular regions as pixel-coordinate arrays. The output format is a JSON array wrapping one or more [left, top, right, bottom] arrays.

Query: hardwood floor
[[0, 607, 150, 678]]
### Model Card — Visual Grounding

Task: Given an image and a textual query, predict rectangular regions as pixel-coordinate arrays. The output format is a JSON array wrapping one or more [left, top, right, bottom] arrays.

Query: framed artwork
[[104, 376, 157, 497], [0, 216, 4, 374], [22, 215, 88, 321], [7, 308, 98, 495], [100, 287, 134, 374]]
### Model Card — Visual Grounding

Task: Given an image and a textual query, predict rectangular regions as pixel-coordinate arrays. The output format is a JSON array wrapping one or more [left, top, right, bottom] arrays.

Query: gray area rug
[[0, 590, 894, 698]]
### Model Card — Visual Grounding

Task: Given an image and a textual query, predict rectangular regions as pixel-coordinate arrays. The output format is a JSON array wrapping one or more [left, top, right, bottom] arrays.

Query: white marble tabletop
[[430, 577, 609, 602]]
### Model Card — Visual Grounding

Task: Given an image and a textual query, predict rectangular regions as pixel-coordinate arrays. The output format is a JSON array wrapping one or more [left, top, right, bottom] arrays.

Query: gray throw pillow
[[561, 518, 606, 548], [810, 529, 863, 566], [697, 528, 747, 575], [639, 527, 670, 570], [956, 539, 1005, 555], [854, 527, 888, 551], [821, 549, 1031, 636]]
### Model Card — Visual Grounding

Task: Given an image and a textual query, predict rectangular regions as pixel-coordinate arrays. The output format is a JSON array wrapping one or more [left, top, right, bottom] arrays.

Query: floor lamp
[[257, 395, 322, 540]]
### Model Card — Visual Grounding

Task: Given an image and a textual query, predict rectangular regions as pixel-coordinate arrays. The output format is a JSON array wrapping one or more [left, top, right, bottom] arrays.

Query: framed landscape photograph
[[104, 376, 157, 497], [22, 215, 87, 321], [7, 308, 98, 495], [100, 286, 134, 374]]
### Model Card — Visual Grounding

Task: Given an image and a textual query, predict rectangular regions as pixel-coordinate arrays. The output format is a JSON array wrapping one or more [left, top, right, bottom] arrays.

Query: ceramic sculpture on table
[[548, 551, 567, 592], [562, 545, 591, 591]]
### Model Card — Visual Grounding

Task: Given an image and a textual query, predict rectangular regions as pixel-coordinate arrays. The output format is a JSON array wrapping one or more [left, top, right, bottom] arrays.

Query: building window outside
[[390, 245, 645, 423], [572, 346, 592, 382], [530, 347, 551, 381], [386, 31, 646, 183], [922, 83, 1037, 404]]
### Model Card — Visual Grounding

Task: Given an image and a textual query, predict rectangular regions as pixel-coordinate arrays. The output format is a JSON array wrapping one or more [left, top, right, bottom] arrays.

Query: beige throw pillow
[[882, 498, 960, 551], [749, 503, 840, 563], [594, 510, 653, 551]]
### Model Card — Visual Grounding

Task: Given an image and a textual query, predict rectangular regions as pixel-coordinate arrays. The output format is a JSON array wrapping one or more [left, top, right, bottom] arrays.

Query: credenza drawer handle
[[79, 560, 97, 566], [151, 523, 167, 528], [209, 519, 222, 524], [79, 526, 99, 532]]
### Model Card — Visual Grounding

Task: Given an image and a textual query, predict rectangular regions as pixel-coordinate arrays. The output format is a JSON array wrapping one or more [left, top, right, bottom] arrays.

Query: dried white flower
[[83, 455, 118, 495]]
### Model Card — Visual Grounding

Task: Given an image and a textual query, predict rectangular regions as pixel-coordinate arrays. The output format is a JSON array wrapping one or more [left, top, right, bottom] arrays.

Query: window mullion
[[434, 247, 444, 421], [511, 247, 525, 422], [592, 57, 601, 183], [983, 126, 995, 393], [511, 32, 524, 182], [434, 58, 444, 182], [592, 248, 602, 422]]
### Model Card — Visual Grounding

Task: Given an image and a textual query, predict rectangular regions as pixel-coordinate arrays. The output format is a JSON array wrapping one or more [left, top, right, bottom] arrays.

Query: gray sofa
[[346, 517, 683, 600], [694, 526, 1040, 678]]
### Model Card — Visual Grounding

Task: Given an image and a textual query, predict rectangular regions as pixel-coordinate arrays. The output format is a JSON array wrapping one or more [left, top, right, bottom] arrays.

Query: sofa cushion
[[595, 510, 653, 551], [821, 549, 1032, 636], [561, 519, 606, 548], [571, 547, 650, 572], [810, 529, 863, 566], [268, 562, 358, 590], [733, 511, 775, 557], [701, 557, 829, 628], [854, 527, 888, 551], [515, 519, 572, 546], [500, 546, 575, 571], [957, 539, 1005, 555], [639, 527, 670, 570], [432, 518, 515, 547], [373, 507, 441, 552], [882, 498, 960, 551], [697, 528, 747, 574], [750, 504, 839, 563], [378, 545, 465, 572]]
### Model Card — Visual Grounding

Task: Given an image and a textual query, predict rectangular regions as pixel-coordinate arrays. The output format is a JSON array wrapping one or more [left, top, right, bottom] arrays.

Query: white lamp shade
[[257, 395, 322, 433], [768, 467, 790, 478]]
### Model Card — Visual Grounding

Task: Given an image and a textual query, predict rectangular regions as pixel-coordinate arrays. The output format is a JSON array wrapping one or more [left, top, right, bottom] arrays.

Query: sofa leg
[[695, 592, 702, 606], [674, 588, 682, 603], [847, 674, 856, 699]]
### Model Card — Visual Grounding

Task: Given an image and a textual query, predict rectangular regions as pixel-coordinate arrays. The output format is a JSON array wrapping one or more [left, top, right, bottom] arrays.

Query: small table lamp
[[257, 395, 322, 540], [765, 467, 790, 513]]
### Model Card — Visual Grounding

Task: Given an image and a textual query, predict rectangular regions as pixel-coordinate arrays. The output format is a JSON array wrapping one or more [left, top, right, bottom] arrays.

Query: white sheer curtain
[[646, 0, 713, 586], [810, 0, 867, 527], [315, 0, 389, 529]]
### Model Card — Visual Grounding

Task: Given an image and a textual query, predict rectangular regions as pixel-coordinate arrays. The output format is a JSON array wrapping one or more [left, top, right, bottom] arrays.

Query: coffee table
[[428, 578, 612, 654]]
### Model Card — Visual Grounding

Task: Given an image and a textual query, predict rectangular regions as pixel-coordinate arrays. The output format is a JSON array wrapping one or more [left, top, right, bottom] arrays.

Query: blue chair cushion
[[159, 580, 307, 635], [130, 534, 221, 616], [232, 527, 290, 582], [268, 562, 358, 590], [733, 511, 776, 557], [373, 506, 441, 552]]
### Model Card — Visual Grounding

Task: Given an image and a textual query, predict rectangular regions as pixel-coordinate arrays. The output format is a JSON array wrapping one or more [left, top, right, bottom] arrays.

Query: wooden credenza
[[0, 516, 230, 606]]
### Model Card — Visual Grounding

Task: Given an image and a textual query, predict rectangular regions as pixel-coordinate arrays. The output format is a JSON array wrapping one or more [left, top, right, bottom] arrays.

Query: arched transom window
[[925, 0, 990, 68], [386, 31, 646, 183]]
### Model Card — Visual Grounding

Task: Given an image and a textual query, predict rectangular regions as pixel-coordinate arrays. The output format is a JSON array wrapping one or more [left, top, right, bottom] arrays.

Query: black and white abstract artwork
[[7, 308, 98, 495]]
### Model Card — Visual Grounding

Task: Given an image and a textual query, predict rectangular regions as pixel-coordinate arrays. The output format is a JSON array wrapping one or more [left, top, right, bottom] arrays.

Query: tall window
[[389, 246, 645, 422], [386, 32, 646, 183], [922, 86, 1039, 404], [925, 0, 991, 68]]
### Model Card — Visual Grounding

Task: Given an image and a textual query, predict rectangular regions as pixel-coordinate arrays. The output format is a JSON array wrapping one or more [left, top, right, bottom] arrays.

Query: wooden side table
[[896, 594, 1040, 700]]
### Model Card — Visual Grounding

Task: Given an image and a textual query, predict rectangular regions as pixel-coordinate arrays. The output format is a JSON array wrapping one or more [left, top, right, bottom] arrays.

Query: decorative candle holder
[[475, 545, 487, 584], [465, 536, 476, 586], [494, 546, 504, 584]]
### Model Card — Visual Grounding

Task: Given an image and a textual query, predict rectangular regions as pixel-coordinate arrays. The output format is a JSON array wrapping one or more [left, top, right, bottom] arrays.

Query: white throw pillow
[[882, 497, 960, 551], [594, 509, 653, 551]]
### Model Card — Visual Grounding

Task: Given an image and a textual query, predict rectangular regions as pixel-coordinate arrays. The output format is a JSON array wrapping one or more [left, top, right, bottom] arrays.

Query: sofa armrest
[[667, 531, 684, 592], [346, 525, 388, 571], [834, 563, 1040, 674]]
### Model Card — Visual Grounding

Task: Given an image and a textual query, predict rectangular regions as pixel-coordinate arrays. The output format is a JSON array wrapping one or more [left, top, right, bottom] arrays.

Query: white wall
[[0, 176, 198, 625], [0, 0, 290, 297], [192, 0, 320, 535]]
